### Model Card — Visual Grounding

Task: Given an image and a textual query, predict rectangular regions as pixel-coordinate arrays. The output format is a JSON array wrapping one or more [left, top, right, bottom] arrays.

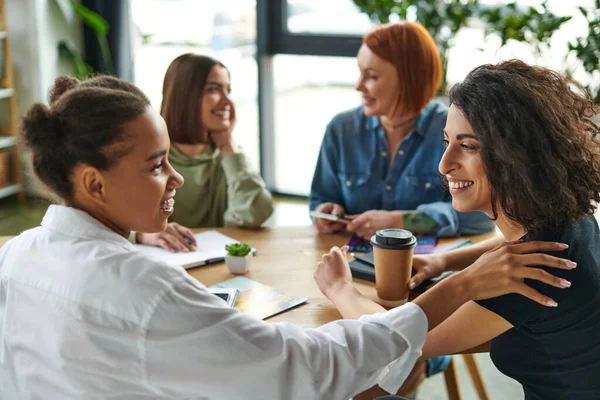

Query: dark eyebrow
[[146, 150, 166, 162], [206, 81, 226, 87], [443, 129, 478, 141], [456, 133, 479, 141]]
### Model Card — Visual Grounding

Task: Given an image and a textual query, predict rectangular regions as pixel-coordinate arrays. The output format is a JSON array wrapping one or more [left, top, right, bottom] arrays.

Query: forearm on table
[[412, 272, 472, 331], [224, 185, 273, 227], [442, 236, 505, 271], [329, 274, 471, 333], [329, 285, 387, 319]]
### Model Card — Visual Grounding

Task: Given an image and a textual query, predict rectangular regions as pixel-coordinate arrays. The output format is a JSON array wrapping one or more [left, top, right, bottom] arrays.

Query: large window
[[272, 55, 360, 195], [286, 0, 372, 35]]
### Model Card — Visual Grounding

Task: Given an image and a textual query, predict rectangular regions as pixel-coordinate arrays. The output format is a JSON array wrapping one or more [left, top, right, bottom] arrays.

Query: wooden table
[[0, 227, 497, 328]]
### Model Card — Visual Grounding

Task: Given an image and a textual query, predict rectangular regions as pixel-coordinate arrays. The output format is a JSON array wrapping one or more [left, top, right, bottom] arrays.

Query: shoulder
[[326, 106, 367, 135], [419, 101, 448, 140], [422, 101, 448, 125], [528, 215, 599, 247], [528, 216, 600, 268]]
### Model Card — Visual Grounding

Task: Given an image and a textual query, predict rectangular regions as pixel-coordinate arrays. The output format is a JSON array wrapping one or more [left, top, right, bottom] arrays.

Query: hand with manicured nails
[[137, 222, 197, 253], [459, 240, 575, 307], [313, 202, 346, 234]]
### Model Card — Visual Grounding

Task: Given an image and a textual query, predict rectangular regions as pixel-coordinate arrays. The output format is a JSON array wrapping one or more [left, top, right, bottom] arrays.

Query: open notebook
[[135, 231, 254, 269]]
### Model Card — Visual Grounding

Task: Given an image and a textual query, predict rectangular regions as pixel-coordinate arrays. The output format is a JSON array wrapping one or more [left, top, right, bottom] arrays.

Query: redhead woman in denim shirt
[[310, 22, 494, 240]]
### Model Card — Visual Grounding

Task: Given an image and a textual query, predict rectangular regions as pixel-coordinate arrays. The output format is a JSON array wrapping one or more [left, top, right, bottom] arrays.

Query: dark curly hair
[[449, 59, 600, 232], [20, 75, 150, 200]]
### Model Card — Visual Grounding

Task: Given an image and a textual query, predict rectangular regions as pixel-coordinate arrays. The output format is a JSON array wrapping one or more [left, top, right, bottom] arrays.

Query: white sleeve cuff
[[359, 302, 428, 394]]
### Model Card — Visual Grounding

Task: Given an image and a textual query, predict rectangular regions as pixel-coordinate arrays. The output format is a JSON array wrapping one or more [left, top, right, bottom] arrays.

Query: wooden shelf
[[0, 0, 24, 204], [0, 135, 14, 150], [0, 184, 20, 200]]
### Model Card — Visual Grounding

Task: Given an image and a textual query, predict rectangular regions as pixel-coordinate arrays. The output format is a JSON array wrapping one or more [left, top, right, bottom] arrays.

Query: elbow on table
[[226, 195, 274, 228]]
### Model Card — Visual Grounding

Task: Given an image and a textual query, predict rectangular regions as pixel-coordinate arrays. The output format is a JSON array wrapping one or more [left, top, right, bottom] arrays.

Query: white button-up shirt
[[0, 205, 427, 400]]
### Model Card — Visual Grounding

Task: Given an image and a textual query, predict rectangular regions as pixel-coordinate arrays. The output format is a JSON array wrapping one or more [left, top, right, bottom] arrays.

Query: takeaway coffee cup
[[371, 229, 417, 307]]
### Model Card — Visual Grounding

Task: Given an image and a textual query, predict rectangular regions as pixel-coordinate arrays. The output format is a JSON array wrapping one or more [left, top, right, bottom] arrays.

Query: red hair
[[363, 22, 442, 117]]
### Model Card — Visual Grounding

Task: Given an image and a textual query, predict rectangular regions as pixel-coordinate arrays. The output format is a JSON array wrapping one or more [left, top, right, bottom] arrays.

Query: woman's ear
[[77, 165, 107, 204]]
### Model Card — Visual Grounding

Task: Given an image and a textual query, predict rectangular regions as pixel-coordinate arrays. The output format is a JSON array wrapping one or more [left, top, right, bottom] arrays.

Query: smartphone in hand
[[309, 211, 350, 224]]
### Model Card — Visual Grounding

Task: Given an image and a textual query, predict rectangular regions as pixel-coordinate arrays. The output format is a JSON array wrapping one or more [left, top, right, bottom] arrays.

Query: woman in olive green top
[[136, 54, 273, 251]]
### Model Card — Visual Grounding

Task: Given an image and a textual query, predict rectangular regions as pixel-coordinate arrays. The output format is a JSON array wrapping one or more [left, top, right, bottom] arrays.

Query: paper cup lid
[[371, 229, 417, 250]]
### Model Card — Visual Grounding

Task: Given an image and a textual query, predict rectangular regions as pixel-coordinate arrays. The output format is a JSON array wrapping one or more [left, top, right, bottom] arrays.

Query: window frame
[[256, 0, 363, 194]]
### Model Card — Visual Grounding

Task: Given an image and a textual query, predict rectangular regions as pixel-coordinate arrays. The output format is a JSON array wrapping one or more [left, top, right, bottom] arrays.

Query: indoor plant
[[225, 242, 253, 274], [353, 0, 479, 95], [566, 0, 600, 104], [479, 1, 571, 60], [55, 0, 114, 79]]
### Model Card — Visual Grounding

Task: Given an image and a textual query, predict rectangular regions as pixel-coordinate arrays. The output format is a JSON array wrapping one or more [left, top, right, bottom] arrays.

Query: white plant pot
[[225, 254, 252, 274]]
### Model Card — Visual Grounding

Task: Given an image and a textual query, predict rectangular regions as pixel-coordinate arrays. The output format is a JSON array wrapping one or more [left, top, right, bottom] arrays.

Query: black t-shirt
[[476, 215, 600, 400]]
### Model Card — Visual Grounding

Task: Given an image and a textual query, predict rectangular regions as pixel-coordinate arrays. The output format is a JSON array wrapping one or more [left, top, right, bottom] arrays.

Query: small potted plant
[[225, 242, 253, 274]]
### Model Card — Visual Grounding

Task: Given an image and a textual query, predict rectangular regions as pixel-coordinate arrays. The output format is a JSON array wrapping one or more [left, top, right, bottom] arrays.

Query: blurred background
[[4, 0, 598, 202], [1, 1, 599, 398]]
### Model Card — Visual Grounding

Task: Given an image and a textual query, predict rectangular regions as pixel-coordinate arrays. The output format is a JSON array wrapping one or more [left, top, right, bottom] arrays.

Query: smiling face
[[355, 44, 400, 117], [439, 104, 493, 215], [201, 64, 233, 133], [97, 107, 184, 234]]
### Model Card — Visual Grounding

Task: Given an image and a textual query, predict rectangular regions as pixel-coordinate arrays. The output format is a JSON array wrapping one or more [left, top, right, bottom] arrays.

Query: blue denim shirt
[[309, 102, 495, 237]]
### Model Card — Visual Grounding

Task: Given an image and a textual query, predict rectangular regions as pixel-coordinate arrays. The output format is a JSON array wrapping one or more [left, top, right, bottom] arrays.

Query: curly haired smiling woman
[[316, 59, 600, 400]]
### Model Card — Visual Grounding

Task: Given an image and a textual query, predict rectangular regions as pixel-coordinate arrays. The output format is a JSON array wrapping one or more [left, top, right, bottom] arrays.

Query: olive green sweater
[[168, 145, 273, 228]]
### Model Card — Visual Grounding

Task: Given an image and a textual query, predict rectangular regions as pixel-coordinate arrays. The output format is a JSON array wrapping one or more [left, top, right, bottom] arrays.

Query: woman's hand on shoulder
[[136, 222, 197, 253], [461, 240, 575, 306]]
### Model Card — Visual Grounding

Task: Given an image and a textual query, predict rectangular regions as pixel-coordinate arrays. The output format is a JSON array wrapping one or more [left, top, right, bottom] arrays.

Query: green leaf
[[225, 242, 252, 257], [69, 0, 110, 35], [58, 41, 93, 79]]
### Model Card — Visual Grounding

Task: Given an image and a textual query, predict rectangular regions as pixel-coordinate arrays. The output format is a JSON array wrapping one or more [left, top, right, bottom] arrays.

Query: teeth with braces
[[160, 198, 175, 211]]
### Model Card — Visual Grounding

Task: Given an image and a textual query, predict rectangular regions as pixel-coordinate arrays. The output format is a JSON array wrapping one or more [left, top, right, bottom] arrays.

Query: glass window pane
[[286, 0, 372, 35], [272, 55, 361, 195], [131, 0, 260, 169]]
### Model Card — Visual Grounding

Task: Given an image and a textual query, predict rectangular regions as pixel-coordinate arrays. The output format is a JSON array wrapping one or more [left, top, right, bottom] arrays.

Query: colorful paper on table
[[433, 238, 472, 253], [347, 235, 439, 254], [210, 276, 308, 320]]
